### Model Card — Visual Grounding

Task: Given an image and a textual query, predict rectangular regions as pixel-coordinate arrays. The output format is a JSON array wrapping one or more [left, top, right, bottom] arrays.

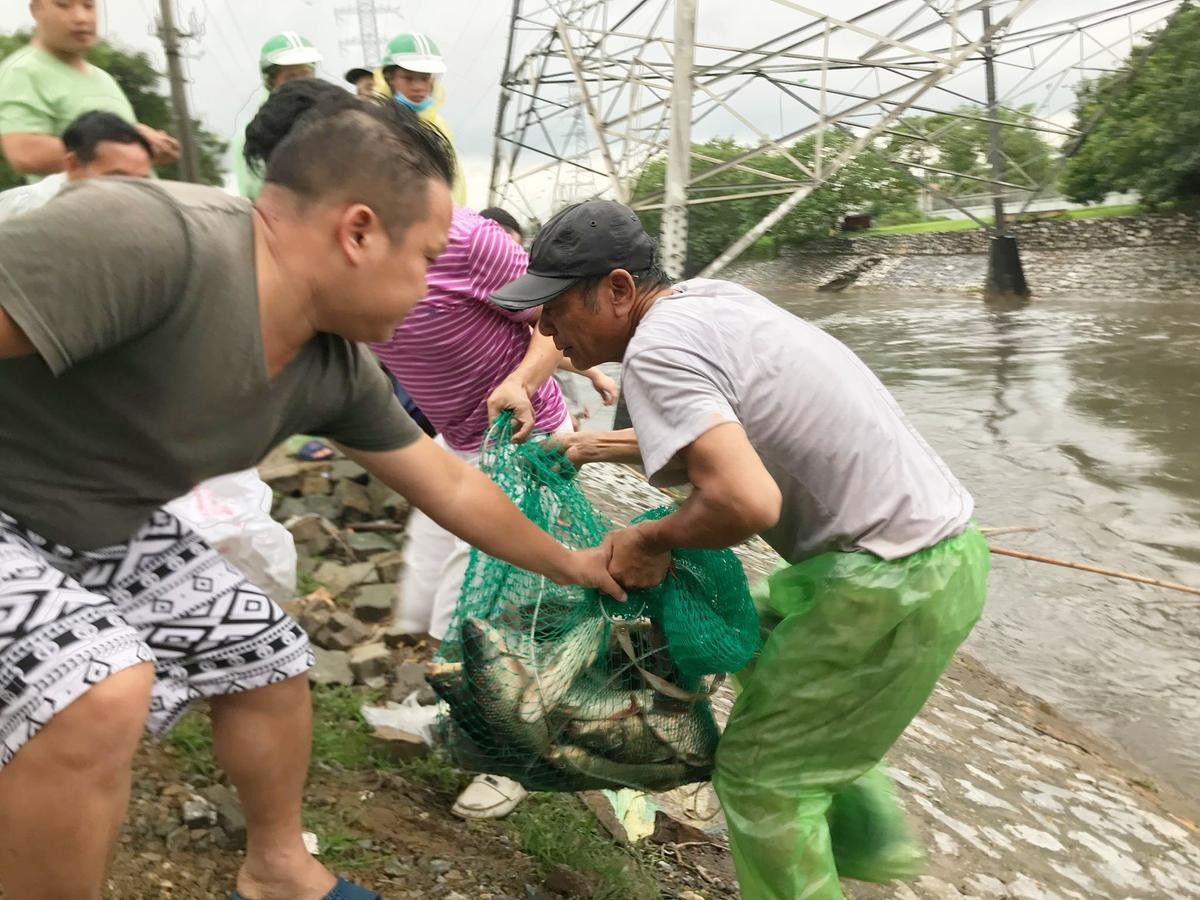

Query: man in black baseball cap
[[491, 199, 661, 312], [494, 198, 986, 898]]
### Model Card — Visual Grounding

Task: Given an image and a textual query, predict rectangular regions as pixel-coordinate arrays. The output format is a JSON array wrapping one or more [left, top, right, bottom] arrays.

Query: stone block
[[260, 459, 316, 495], [390, 662, 432, 704], [300, 494, 343, 521], [309, 647, 354, 686], [350, 583, 394, 623], [372, 726, 429, 761], [301, 471, 332, 496], [314, 611, 371, 651], [346, 531, 397, 558], [272, 495, 308, 520], [366, 478, 410, 520], [200, 784, 246, 850], [285, 514, 339, 556], [349, 641, 392, 684], [370, 550, 406, 583], [330, 459, 368, 482], [313, 561, 377, 598], [334, 479, 373, 522], [181, 794, 217, 829], [297, 603, 333, 637]]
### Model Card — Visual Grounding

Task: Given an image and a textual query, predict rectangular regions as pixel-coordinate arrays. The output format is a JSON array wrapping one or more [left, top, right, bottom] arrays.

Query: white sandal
[[451, 774, 528, 820]]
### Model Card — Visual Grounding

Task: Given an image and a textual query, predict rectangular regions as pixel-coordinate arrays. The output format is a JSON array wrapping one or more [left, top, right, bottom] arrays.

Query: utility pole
[[157, 0, 199, 182], [661, 0, 696, 280], [981, 0, 1029, 301]]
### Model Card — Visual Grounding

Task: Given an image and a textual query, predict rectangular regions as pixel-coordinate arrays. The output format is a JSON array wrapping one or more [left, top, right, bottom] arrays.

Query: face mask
[[394, 93, 434, 113]]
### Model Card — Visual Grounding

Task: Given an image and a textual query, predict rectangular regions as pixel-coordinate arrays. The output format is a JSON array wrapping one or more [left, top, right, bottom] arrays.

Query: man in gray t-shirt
[[491, 201, 990, 900], [0, 99, 621, 900]]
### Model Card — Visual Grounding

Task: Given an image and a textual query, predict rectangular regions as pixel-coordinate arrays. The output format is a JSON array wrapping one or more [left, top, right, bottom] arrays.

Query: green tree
[[1061, 3, 1200, 209], [887, 104, 1058, 198], [632, 133, 918, 275], [0, 31, 226, 190]]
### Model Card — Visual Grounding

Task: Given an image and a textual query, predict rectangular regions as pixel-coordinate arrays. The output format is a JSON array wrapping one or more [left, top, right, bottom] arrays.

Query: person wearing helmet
[[381, 31, 467, 205], [232, 32, 323, 200]]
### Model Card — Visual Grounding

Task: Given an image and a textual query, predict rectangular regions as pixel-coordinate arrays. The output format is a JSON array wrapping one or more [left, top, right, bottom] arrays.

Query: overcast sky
[[0, 0, 1175, 211]]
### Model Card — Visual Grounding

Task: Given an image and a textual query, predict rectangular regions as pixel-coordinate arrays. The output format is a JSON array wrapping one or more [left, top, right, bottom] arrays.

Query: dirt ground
[[41, 457, 1200, 899]]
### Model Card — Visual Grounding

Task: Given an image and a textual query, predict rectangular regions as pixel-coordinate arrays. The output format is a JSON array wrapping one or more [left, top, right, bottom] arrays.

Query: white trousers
[[394, 420, 572, 640]]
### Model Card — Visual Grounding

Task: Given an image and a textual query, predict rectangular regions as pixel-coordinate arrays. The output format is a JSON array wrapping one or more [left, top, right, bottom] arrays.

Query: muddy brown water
[[577, 286, 1200, 806]]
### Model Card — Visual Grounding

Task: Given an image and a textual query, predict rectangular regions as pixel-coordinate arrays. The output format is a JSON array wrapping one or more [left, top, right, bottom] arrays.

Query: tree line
[[632, 3, 1199, 274]]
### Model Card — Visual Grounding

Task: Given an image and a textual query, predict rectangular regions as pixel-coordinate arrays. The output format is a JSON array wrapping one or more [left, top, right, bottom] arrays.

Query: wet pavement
[[581, 286, 1200, 807], [578, 462, 1200, 899]]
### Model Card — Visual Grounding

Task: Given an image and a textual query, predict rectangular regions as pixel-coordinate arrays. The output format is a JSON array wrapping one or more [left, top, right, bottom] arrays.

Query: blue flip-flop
[[295, 439, 335, 461], [231, 877, 380, 900]]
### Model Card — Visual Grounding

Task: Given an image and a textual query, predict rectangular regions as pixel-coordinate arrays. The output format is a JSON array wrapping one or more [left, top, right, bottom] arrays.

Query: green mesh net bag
[[429, 414, 760, 792]]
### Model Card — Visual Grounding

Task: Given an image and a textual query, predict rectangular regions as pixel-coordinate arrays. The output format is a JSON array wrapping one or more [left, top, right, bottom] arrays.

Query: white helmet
[[382, 31, 446, 74]]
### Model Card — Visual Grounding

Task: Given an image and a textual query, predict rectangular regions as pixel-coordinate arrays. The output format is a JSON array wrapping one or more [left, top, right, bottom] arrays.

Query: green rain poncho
[[712, 527, 990, 899]]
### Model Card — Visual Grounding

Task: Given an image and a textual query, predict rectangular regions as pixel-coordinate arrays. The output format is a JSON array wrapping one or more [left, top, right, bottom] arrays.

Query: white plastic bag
[[164, 469, 297, 605]]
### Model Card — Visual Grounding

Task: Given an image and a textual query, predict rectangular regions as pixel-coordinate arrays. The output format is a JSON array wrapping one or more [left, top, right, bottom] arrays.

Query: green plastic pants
[[712, 528, 989, 900]]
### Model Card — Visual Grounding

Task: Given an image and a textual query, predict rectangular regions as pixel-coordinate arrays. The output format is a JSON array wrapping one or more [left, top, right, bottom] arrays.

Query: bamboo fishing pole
[[988, 545, 1200, 598]]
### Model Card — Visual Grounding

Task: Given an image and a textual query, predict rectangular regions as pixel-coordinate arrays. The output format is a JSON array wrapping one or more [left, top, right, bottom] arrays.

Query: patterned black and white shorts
[[0, 507, 312, 769]]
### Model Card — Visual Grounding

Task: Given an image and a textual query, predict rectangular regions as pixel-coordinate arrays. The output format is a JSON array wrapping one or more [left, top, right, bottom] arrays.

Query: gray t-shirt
[[0, 178, 421, 549], [621, 278, 973, 563]]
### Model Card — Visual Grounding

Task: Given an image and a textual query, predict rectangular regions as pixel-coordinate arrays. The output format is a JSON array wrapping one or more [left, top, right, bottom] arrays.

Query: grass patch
[[504, 794, 662, 900], [848, 203, 1145, 237], [310, 684, 398, 772], [164, 686, 671, 896], [301, 806, 391, 871], [1064, 203, 1140, 220], [164, 709, 217, 777], [295, 571, 321, 596], [852, 217, 980, 235]]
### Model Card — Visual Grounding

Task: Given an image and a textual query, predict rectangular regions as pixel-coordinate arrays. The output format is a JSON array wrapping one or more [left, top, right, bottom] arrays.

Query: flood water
[[581, 286, 1200, 804]]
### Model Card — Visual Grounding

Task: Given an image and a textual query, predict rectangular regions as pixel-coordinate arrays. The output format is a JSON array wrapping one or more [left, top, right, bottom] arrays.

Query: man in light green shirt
[[0, 0, 178, 181], [233, 32, 325, 199]]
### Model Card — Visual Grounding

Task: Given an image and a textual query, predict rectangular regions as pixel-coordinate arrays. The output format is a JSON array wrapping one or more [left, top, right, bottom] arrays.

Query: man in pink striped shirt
[[371, 206, 574, 820], [372, 207, 569, 458]]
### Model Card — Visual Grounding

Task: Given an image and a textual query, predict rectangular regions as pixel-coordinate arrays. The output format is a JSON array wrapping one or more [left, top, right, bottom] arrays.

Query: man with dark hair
[[479, 205, 523, 241], [0, 110, 152, 222], [344, 66, 378, 98], [0, 0, 177, 180], [0, 91, 622, 900], [478, 204, 619, 430], [60, 110, 153, 175], [494, 200, 988, 899]]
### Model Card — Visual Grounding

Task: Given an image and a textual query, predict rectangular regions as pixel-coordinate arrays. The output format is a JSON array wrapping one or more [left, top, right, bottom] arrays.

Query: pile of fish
[[426, 610, 720, 792]]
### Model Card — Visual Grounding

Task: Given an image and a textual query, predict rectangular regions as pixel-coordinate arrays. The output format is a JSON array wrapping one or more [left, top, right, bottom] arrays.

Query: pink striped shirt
[[371, 208, 569, 453]]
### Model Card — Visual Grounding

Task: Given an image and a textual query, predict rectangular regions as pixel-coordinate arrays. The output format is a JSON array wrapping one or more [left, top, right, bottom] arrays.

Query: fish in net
[[428, 414, 761, 793]]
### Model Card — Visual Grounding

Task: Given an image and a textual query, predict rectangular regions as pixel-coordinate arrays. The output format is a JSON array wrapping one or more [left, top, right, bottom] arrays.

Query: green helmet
[[258, 32, 323, 72], [383, 31, 446, 74]]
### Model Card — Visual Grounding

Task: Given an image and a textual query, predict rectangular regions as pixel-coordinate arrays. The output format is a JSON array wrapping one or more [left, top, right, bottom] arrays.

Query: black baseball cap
[[491, 200, 656, 310], [344, 67, 374, 84]]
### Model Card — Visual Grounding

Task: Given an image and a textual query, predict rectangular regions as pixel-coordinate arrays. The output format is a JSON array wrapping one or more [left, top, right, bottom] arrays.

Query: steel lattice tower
[[488, 0, 1185, 280]]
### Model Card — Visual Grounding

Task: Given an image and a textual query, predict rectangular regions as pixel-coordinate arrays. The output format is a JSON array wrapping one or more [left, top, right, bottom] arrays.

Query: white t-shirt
[[621, 278, 973, 563], [0, 173, 65, 224]]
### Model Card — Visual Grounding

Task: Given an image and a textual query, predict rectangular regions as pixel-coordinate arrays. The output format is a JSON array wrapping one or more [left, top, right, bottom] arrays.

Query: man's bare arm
[[0, 308, 35, 359], [605, 423, 782, 588], [553, 428, 643, 466], [338, 436, 625, 599], [1, 133, 67, 175]]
